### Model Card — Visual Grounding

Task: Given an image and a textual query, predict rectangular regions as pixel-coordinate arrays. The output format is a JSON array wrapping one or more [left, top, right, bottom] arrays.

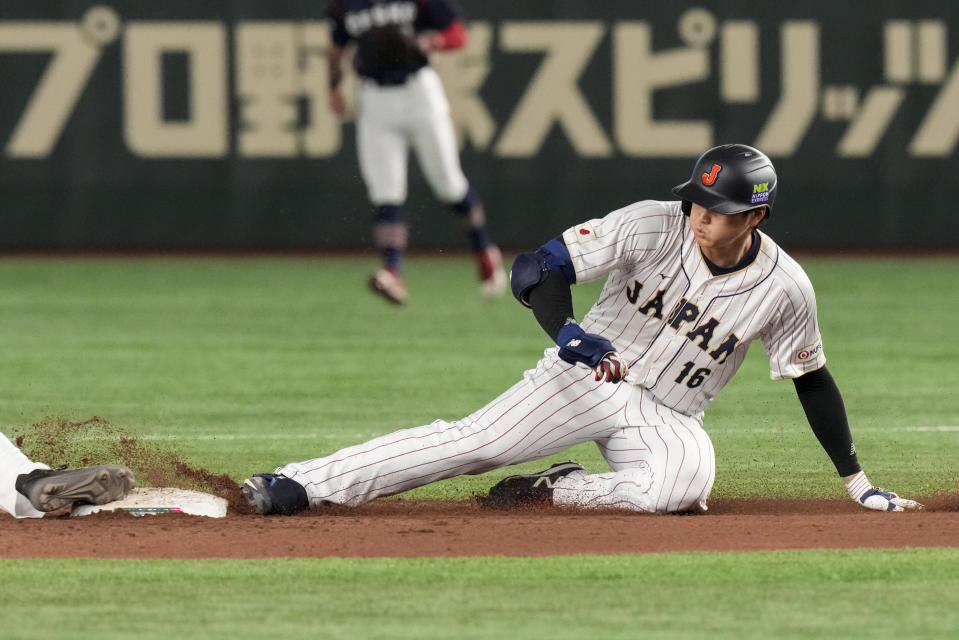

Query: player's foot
[[241, 474, 310, 515], [15, 465, 135, 513], [369, 267, 408, 304], [485, 461, 586, 509], [477, 246, 507, 299]]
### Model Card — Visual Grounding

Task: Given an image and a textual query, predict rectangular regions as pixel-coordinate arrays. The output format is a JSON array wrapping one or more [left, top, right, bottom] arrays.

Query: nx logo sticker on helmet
[[751, 182, 770, 204], [701, 163, 722, 186]]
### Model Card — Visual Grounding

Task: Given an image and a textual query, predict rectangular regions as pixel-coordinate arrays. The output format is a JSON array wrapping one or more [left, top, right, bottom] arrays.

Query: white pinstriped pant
[[278, 352, 716, 513], [0, 431, 48, 518], [356, 67, 469, 205]]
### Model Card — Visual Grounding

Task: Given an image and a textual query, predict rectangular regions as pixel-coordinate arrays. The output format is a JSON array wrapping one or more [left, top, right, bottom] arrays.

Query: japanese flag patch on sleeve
[[564, 221, 597, 244]]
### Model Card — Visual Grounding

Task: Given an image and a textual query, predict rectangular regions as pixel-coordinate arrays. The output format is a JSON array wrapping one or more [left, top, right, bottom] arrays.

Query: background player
[[242, 144, 921, 516], [326, 0, 506, 304], [1, 430, 134, 517]]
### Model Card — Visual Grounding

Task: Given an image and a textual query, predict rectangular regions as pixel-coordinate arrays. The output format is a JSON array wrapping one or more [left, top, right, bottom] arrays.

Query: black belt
[[364, 66, 425, 87], [372, 75, 409, 87]]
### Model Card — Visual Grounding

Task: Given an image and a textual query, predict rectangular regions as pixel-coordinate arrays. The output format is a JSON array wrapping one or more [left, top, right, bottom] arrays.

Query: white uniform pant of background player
[[278, 351, 716, 513], [0, 431, 48, 518], [356, 67, 469, 205]]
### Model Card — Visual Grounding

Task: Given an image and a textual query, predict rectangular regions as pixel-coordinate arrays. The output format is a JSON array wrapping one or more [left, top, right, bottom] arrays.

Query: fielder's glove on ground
[[557, 323, 628, 383], [858, 487, 924, 512]]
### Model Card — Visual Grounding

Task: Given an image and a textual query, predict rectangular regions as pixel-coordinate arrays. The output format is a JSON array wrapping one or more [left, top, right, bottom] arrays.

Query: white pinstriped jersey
[[563, 199, 826, 417]]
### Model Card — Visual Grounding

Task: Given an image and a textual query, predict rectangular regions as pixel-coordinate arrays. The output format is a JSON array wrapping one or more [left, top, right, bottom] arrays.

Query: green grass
[[2, 255, 956, 499], [1, 255, 957, 639], [2, 549, 958, 640]]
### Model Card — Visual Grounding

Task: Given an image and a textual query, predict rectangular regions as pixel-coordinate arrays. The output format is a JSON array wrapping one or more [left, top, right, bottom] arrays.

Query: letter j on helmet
[[701, 164, 722, 186]]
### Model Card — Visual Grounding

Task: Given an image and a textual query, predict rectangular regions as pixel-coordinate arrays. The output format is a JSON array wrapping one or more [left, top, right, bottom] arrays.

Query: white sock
[[844, 470, 872, 501]]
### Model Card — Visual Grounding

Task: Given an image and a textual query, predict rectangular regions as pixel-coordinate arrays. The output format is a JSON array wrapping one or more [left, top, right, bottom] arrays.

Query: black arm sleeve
[[527, 270, 575, 342], [792, 366, 862, 477]]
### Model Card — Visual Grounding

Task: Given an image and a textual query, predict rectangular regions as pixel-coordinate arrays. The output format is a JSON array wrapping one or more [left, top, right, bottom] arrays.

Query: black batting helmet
[[671, 144, 777, 217]]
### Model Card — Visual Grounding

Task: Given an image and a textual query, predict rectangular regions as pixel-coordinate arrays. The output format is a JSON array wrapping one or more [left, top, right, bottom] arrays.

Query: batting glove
[[557, 323, 628, 383], [858, 487, 924, 512], [593, 352, 629, 383]]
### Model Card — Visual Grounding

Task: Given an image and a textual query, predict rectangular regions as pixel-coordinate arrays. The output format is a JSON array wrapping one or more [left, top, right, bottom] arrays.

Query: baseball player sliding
[[1, 430, 133, 517], [243, 144, 922, 516], [327, 0, 507, 304]]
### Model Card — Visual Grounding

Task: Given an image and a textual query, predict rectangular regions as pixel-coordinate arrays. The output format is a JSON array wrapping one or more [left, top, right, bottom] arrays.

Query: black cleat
[[15, 465, 135, 512], [485, 461, 585, 509], [241, 474, 310, 515]]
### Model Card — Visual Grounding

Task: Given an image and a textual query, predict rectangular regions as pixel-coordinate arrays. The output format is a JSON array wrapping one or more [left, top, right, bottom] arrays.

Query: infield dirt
[[3, 493, 958, 559]]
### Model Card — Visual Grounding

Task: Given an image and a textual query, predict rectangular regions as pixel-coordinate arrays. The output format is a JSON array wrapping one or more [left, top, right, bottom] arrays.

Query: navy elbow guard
[[510, 251, 549, 307], [510, 238, 576, 307]]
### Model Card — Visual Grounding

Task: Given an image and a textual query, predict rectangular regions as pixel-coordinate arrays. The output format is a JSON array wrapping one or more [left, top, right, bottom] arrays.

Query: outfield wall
[[1, 1, 958, 251]]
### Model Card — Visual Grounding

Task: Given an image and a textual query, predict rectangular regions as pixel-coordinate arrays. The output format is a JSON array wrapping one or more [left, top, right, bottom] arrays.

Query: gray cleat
[[15, 465, 135, 512], [241, 476, 274, 515]]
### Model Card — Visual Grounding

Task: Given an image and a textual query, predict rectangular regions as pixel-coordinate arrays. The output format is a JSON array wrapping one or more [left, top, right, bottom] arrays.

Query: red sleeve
[[430, 20, 467, 50]]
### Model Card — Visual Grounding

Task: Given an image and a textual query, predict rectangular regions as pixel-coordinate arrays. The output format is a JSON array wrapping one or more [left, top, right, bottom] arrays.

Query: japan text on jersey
[[563, 200, 826, 416]]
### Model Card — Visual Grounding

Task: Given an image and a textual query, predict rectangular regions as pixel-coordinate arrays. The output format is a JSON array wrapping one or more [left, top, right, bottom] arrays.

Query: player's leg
[[356, 83, 411, 303], [407, 68, 506, 298], [1, 431, 136, 517], [0, 431, 48, 518], [552, 387, 716, 513], [243, 356, 631, 513]]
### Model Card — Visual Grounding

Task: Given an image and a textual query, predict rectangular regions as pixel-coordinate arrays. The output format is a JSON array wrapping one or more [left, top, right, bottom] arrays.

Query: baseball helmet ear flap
[[672, 144, 777, 217]]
